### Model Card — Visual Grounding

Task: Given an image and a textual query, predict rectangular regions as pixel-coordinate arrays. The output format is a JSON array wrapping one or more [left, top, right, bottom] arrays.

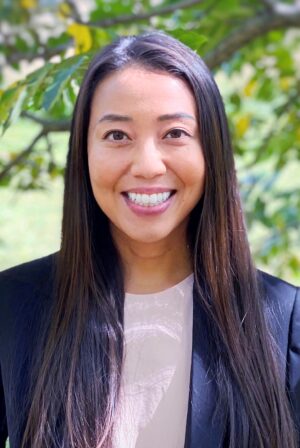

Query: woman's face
[[87, 65, 205, 246]]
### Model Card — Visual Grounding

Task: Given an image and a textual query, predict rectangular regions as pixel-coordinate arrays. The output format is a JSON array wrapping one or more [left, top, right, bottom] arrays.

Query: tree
[[0, 0, 299, 278]]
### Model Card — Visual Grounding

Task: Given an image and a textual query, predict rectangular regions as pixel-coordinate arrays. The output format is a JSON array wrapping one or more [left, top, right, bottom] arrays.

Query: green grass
[[0, 180, 63, 270], [0, 118, 68, 164], [0, 119, 66, 270]]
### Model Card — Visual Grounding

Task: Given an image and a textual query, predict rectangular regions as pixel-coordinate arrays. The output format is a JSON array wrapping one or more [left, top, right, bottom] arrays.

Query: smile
[[125, 191, 173, 207]]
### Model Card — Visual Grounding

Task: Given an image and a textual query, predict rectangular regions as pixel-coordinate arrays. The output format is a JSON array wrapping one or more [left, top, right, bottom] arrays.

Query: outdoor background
[[0, 0, 300, 285]]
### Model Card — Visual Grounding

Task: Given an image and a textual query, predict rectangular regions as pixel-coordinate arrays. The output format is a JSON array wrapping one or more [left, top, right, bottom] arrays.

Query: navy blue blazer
[[0, 254, 299, 447]]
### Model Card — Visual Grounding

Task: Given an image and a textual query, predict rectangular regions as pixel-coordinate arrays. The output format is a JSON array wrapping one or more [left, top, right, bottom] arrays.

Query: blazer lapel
[[184, 287, 225, 448]]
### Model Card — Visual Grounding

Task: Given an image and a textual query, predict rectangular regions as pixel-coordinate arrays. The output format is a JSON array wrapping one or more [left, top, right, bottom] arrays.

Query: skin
[[87, 65, 205, 293]]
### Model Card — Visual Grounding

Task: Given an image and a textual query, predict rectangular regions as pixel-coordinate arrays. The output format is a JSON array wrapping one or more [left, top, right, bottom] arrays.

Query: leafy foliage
[[0, 0, 299, 278]]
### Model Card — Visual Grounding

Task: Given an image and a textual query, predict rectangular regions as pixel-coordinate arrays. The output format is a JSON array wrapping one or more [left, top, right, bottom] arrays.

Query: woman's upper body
[[0, 253, 299, 448], [0, 31, 299, 447]]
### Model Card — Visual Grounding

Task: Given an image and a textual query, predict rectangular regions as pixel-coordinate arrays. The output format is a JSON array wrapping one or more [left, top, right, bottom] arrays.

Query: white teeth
[[149, 194, 157, 204], [142, 194, 149, 205], [127, 191, 172, 206]]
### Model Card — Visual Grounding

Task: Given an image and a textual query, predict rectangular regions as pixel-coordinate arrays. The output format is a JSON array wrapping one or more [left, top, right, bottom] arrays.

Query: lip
[[123, 187, 176, 194], [122, 191, 175, 216]]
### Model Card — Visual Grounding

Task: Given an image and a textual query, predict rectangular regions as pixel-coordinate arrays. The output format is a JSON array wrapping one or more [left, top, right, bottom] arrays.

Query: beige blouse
[[112, 274, 194, 448]]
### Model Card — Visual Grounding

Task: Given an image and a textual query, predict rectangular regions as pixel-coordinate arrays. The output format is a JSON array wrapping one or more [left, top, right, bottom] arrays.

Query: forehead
[[89, 65, 197, 117]]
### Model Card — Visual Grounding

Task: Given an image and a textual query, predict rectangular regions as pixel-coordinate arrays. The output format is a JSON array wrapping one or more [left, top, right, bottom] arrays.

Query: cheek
[[88, 151, 124, 189], [178, 152, 205, 191]]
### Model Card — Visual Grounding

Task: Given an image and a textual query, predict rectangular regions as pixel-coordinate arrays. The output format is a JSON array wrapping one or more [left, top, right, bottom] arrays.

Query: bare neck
[[112, 230, 193, 294]]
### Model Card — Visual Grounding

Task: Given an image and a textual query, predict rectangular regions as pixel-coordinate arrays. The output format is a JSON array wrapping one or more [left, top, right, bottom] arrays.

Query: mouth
[[122, 190, 176, 207]]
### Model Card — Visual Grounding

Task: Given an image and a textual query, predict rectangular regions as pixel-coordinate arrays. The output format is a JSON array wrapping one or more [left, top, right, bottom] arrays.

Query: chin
[[128, 233, 169, 245], [121, 227, 175, 246]]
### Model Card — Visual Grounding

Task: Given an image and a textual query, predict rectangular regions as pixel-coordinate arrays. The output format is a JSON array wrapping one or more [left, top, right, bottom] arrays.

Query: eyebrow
[[98, 114, 132, 123], [158, 113, 195, 121], [97, 112, 195, 123]]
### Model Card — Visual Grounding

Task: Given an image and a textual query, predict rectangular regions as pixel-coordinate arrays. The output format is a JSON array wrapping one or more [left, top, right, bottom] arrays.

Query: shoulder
[[259, 269, 299, 324], [0, 253, 58, 341], [0, 254, 57, 298], [259, 270, 299, 302], [258, 270, 298, 331], [0, 252, 57, 292], [258, 270, 299, 370]]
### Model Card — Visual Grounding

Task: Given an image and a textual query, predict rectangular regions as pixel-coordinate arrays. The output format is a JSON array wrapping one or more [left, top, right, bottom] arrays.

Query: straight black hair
[[22, 31, 298, 447]]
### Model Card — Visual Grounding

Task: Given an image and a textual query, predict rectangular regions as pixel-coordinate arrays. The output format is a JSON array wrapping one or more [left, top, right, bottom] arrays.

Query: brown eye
[[165, 129, 189, 139], [105, 130, 129, 141]]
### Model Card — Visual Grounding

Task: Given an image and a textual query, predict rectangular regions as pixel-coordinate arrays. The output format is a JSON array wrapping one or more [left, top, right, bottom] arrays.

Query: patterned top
[[113, 274, 194, 448]]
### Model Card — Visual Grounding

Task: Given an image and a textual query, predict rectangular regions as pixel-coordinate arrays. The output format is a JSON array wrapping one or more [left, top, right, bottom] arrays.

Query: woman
[[0, 32, 299, 448]]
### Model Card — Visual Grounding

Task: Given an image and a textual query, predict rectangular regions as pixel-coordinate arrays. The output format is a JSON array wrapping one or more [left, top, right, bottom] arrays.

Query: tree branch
[[3, 43, 71, 66], [21, 112, 71, 132], [2, 0, 203, 65], [0, 130, 45, 182], [2, 0, 203, 64], [0, 114, 70, 181], [83, 0, 205, 27], [3, 1, 300, 70], [204, 9, 300, 70]]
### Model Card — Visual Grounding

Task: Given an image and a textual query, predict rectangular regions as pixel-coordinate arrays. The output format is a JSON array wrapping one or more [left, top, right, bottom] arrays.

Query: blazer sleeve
[[0, 366, 8, 448], [288, 285, 300, 435]]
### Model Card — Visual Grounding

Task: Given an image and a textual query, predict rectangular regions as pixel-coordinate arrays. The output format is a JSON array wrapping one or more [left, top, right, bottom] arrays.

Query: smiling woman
[[0, 32, 299, 448], [87, 67, 205, 282]]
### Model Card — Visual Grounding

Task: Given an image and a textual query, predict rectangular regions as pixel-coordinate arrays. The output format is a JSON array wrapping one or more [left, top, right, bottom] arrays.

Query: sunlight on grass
[[0, 180, 63, 270], [0, 119, 67, 270]]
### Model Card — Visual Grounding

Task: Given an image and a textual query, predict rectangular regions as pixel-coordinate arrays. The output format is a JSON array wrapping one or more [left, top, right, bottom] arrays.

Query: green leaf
[[25, 62, 54, 109], [15, 35, 30, 52], [42, 56, 86, 111], [0, 84, 26, 133], [90, 0, 134, 21], [169, 30, 208, 53], [47, 32, 72, 49], [8, 86, 27, 127]]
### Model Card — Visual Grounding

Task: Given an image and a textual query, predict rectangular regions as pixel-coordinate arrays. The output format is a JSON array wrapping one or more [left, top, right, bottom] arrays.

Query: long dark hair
[[22, 32, 297, 447]]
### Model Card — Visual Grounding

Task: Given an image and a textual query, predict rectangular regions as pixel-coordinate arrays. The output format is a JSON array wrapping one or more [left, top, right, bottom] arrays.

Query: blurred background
[[0, 0, 299, 284]]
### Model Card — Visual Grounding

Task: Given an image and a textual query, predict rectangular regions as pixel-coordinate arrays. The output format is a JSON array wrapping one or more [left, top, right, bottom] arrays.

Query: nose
[[130, 139, 166, 178]]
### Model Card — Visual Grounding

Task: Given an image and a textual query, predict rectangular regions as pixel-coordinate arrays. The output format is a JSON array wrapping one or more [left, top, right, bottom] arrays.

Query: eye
[[164, 128, 190, 139], [104, 130, 130, 141]]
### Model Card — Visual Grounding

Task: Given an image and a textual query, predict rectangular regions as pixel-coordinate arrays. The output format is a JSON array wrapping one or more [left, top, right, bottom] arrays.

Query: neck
[[111, 228, 193, 294]]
